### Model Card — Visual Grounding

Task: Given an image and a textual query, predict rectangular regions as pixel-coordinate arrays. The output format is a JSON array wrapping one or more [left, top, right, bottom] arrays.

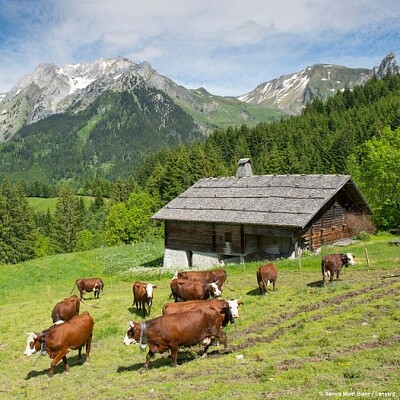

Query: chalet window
[[224, 232, 232, 243]]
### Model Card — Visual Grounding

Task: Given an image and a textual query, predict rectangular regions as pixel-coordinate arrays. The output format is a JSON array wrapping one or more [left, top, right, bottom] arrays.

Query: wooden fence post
[[364, 248, 370, 268]]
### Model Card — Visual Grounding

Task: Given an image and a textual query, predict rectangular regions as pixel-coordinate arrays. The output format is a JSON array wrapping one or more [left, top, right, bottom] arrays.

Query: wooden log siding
[[302, 201, 350, 250], [165, 221, 243, 255]]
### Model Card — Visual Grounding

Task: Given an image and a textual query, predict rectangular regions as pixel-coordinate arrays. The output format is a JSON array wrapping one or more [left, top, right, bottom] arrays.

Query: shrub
[[345, 213, 376, 237], [356, 230, 371, 241]]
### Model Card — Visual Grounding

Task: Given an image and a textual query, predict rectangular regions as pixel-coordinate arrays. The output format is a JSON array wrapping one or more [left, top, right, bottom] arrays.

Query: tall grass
[[0, 235, 399, 399]]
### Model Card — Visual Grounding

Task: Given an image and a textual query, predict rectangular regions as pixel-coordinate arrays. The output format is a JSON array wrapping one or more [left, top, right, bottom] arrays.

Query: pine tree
[[51, 187, 83, 253], [0, 179, 36, 264], [0, 193, 10, 264]]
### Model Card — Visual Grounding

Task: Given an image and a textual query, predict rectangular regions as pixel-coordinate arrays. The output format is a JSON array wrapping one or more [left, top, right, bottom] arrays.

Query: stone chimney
[[236, 158, 253, 178]]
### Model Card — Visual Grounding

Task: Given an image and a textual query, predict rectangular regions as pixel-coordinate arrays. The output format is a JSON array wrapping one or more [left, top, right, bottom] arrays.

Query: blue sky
[[0, 0, 399, 96]]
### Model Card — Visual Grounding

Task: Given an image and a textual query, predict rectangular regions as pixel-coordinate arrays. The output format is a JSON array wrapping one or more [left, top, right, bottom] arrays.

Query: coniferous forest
[[1, 73, 400, 264]]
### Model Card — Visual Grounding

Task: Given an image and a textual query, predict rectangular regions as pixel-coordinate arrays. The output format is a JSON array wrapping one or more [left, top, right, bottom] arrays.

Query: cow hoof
[[201, 353, 208, 359]]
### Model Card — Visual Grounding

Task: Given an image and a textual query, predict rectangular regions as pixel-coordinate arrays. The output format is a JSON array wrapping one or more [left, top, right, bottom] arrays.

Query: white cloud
[[0, 0, 399, 95]]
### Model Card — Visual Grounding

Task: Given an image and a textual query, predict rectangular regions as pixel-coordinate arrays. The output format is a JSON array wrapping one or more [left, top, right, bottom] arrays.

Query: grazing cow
[[132, 281, 157, 317], [177, 269, 227, 291], [24, 311, 94, 377], [170, 278, 221, 302], [51, 295, 80, 323], [71, 278, 104, 300], [123, 308, 227, 370], [162, 299, 243, 326], [162, 299, 243, 355], [256, 263, 278, 295], [322, 253, 356, 285]]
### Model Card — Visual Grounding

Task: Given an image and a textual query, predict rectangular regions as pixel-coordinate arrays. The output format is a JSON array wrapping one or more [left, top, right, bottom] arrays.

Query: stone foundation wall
[[163, 248, 189, 269], [192, 252, 222, 268]]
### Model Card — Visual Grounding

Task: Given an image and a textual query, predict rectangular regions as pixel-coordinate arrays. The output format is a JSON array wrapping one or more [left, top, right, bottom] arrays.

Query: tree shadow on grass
[[140, 257, 164, 268], [25, 354, 88, 380]]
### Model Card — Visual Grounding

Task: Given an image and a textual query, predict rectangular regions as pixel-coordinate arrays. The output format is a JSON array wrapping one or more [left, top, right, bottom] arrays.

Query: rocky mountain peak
[[238, 53, 397, 115], [373, 52, 399, 77]]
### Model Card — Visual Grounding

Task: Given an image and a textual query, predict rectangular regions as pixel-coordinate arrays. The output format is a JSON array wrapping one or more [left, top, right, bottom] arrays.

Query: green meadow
[[0, 235, 399, 399], [27, 196, 99, 213]]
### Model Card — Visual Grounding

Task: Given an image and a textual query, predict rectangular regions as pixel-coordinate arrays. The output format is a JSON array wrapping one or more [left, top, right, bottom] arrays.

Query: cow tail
[[225, 275, 235, 292], [70, 281, 77, 295]]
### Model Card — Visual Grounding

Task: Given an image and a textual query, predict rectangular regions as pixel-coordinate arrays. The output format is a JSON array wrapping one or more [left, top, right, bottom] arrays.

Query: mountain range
[[1, 53, 398, 144], [0, 52, 398, 186], [238, 52, 399, 114]]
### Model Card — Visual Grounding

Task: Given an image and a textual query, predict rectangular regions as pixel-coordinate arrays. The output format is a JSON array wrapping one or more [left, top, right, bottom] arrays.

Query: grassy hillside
[[177, 91, 287, 130], [27, 196, 101, 213], [1, 236, 399, 399]]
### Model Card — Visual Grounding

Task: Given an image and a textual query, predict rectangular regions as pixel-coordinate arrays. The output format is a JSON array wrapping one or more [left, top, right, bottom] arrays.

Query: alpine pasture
[[1, 235, 399, 399]]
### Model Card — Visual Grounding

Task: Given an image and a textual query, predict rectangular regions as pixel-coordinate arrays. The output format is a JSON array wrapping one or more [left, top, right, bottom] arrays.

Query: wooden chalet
[[152, 160, 371, 268]]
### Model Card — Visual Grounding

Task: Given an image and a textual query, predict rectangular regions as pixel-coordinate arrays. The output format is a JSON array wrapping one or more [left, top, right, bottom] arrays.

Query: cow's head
[[344, 253, 356, 266], [227, 299, 244, 319], [123, 321, 138, 346], [24, 332, 41, 356], [209, 282, 222, 297], [145, 284, 157, 300]]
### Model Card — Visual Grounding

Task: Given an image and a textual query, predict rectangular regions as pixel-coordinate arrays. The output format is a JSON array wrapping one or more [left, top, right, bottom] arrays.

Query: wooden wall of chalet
[[301, 198, 351, 250], [165, 221, 243, 255]]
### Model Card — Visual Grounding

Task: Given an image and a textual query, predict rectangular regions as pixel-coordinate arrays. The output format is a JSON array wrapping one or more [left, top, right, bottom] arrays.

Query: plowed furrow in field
[[229, 284, 400, 350], [276, 334, 400, 370]]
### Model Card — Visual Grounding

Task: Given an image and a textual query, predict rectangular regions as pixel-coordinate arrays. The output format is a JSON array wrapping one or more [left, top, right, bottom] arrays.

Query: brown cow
[[24, 311, 94, 377], [256, 263, 278, 295], [162, 298, 243, 325], [132, 281, 157, 317], [71, 278, 104, 300], [177, 269, 227, 291], [123, 308, 227, 370], [322, 253, 356, 285], [170, 278, 221, 302], [162, 299, 243, 357], [51, 295, 80, 323], [162, 298, 243, 354]]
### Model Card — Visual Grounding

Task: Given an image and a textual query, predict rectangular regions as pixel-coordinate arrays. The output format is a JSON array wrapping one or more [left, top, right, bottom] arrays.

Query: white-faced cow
[[132, 281, 157, 317], [24, 311, 94, 377], [51, 295, 80, 323], [256, 263, 278, 295], [71, 278, 104, 300], [162, 298, 243, 354], [162, 299, 243, 327], [322, 253, 356, 285], [123, 308, 227, 370], [162, 298, 243, 325], [170, 278, 221, 302], [177, 269, 227, 292]]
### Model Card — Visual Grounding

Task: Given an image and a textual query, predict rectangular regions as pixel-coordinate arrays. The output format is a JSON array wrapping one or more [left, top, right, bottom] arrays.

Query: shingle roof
[[152, 174, 370, 229]]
